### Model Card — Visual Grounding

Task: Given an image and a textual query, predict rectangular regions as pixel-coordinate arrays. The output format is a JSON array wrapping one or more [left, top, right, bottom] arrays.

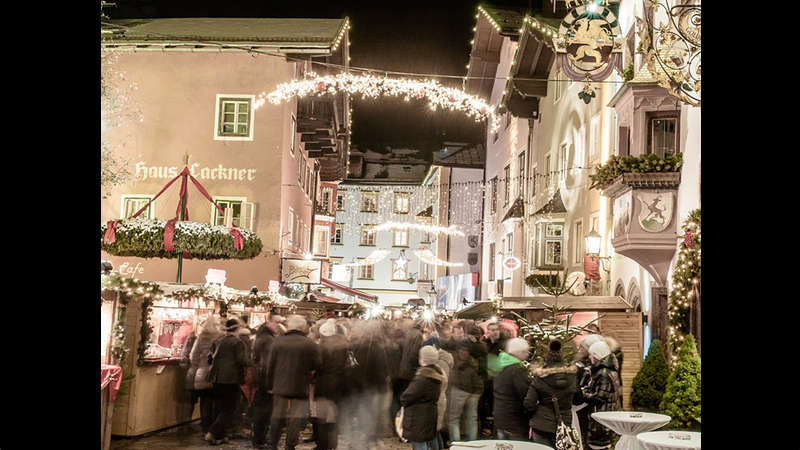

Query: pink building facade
[[101, 18, 350, 292]]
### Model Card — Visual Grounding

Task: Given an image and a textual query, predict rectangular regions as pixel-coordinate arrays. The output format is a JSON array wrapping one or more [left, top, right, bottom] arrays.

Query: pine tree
[[659, 334, 701, 429], [630, 340, 670, 411]]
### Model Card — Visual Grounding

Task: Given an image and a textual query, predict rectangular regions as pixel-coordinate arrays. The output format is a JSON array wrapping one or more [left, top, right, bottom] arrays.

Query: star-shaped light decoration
[[395, 250, 408, 270]]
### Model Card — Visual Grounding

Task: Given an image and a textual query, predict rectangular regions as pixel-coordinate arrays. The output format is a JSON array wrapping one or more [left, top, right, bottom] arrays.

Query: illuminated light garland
[[257, 72, 500, 132], [665, 209, 700, 369], [371, 222, 465, 237], [413, 248, 464, 267], [342, 248, 391, 266]]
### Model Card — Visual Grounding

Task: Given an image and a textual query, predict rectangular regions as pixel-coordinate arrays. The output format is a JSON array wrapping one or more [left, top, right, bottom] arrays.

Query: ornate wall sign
[[636, 191, 674, 233], [553, 1, 625, 103]]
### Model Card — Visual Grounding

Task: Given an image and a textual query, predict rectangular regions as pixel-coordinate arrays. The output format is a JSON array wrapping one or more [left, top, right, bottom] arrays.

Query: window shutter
[[618, 126, 630, 156]]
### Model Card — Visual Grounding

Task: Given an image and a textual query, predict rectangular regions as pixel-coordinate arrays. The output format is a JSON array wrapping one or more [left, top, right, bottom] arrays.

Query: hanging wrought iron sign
[[553, 1, 625, 103], [639, 0, 701, 107]]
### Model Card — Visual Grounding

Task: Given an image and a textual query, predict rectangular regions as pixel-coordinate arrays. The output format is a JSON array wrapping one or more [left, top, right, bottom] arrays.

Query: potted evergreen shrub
[[630, 340, 670, 412], [659, 334, 701, 429]]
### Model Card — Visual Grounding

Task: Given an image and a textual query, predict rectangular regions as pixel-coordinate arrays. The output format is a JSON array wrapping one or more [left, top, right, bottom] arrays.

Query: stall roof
[[320, 278, 378, 302], [501, 296, 633, 311]]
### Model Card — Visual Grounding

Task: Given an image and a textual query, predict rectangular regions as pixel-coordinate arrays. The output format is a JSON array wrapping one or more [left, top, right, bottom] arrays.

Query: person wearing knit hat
[[319, 318, 337, 338], [400, 345, 448, 448], [583, 337, 622, 450], [580, 333, 603, 350]]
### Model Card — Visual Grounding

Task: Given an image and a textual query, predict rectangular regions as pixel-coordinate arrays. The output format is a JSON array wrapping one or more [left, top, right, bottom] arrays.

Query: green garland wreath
[[666, 209, 700, 367], [101, 217, 263, 260]]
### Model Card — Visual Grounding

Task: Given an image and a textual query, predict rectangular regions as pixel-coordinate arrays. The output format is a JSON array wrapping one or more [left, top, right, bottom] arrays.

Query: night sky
[[104, 0, 535, 148]]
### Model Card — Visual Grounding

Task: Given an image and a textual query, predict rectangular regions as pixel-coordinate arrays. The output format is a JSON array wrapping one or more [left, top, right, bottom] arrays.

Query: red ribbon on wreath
[[105, 167, 241, 255]]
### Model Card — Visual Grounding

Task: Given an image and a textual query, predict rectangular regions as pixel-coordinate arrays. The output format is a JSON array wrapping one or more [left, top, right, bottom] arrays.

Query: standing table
[[591, 411, 671, 450], [637, 431, 701, 450], [450, 440, 553, 449]]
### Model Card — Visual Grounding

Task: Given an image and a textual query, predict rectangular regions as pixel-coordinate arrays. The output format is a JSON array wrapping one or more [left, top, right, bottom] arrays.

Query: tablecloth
[[591, 411, 671, 450], [637, 431, 701, 450], [450, 439, 553, 449], [101, 364, 123, 404]]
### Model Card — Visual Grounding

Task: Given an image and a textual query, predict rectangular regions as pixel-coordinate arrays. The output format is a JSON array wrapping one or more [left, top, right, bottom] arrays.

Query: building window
[[358, 260, 374, 279], [490, 177, 498, 214], [589, 113, 600, 163], [507, 232, 514, 253], [212, 197, 254, 230], [122, 195, 153, 219], [331, 224, 344, 245], [288, 208, 294, 246], [322, 189, 331, 212], [559, 143, 567, 181], [545, 154, 552, 189], [336, 192, 346, 211], [489, 242, 496, 281], [394, 192, 411, 214], [314, 227, 329, 257], [504, 165, 511, 206], [360, 226, 375, 246], [215, 95, 254, 140], [290, 114, 296, 156], [517, 152, 525, 198], [647, 111, 680, 157], [393, 230, 409, 247], [543, 223, 563, 266], [391, 259, 409, 281], [573, 219, 584, 266], [362, 191, 378, 212]]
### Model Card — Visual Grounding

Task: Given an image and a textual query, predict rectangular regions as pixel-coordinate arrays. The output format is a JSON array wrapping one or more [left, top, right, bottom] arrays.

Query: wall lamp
[[585, 228, 610, 274]]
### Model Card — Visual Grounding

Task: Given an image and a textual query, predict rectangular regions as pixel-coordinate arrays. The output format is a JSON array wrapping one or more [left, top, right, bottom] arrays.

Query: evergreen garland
[[101, 217, 263, 260], [589, 153, 684, 191], [666, 209, 700, 367], [659, 333, 701, 429]]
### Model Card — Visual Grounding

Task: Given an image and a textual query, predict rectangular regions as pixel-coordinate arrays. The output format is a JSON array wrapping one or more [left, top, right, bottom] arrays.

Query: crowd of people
[[180, 311, 624, 450]]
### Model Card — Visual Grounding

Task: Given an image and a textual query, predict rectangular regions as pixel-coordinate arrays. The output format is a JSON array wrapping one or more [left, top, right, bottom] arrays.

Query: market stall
[[458, 294, 642, 411]]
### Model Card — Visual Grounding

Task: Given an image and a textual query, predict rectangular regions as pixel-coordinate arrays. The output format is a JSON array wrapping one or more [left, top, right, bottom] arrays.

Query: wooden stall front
[[457, 295, 642, 411]]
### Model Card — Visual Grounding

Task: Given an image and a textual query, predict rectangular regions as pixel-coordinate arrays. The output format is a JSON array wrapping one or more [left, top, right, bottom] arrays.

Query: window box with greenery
[[589, 153, 683, 197]]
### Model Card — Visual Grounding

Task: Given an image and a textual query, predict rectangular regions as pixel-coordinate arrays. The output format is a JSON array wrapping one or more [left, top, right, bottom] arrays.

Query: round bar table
[[450, 440, 553, 450], [591, 411, 671, 450], [637, 431, 701, 450]]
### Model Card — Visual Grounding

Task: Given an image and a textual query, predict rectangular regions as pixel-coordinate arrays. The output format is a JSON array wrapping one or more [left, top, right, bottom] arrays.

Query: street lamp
[[585, 228, 610, 274]]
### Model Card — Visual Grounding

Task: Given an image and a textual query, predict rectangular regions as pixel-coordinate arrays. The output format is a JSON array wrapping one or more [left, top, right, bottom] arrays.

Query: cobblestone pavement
[[110, 420, 415, 450]]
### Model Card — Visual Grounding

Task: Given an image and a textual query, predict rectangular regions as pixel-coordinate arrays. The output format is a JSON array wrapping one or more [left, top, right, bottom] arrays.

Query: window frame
[[331, 224, 344, 245], [361, 191, 378, 213], [360, 226, 376, 246], [393, 229, 409, 247], [391, 259, 409, 281], [214, 94, 255, 141], [646, 110, 680, 157], [121, 194, 154, 219], [394, 192, 411, 214], [358, 259, 374, 280]]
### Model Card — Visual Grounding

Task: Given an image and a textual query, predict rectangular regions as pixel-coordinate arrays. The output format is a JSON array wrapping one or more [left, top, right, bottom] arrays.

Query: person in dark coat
[[523, 340, 584, 447], [583, 340, 623, 450], [342, 318, 396, 448], [264, 315, 322, 450], [398, 319, 425, 385], [313, 319, 349, 450], [447, 339, 484, 442], [490, 337, 532, 441], [479, 321, 508, 436], [204, 318, 248, 445], [250, 321, 278, 448], [400, 346, 448, 450], [184, 316, 224, 436]]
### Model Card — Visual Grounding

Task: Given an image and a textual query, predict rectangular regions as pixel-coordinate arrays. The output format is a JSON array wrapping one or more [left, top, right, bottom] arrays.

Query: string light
[[371, 222, 465, 237], [413, 248, 464, 267], [256, 72, 500, 132]]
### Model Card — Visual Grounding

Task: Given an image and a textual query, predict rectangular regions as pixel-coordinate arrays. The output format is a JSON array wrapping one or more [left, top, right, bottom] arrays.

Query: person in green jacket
[[490, 338, 533, 441]]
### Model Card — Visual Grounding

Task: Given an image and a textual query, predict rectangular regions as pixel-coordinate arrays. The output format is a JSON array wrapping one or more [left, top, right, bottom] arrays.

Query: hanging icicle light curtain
[[257, 72, 500, 133], [414, 248, 464, 267]]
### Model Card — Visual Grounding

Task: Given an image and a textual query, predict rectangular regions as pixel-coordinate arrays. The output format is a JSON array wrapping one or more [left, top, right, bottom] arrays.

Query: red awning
[[320, 278, 378, 302]]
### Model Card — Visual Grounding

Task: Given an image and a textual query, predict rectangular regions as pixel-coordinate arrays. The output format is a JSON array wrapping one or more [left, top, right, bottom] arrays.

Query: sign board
[[281, 258, 321, 284], [502, 256, 521, 271]]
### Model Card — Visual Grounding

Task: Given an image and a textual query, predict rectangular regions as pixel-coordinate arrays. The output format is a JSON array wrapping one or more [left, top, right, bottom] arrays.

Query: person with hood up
[[264, 315, 322, 450], [313, 319, 349, 450], [490, 337, 533, 441], [523, 340, 584, 447], [583, 340, 623, 450], [427, 341, 453, 450], [400, 345, 448, 450], [204, 317, 249, 445], [448, 339, 484, 443]]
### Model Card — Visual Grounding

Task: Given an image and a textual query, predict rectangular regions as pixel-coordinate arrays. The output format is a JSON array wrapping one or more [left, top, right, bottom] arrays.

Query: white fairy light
[[256, 72, 500, 132], [413, 248, 464, 267]]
